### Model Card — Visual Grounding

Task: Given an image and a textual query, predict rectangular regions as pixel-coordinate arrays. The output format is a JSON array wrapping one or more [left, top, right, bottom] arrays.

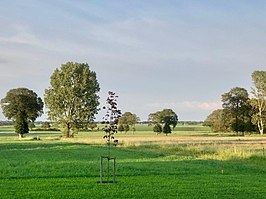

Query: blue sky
[[0, 0, 266, 121]]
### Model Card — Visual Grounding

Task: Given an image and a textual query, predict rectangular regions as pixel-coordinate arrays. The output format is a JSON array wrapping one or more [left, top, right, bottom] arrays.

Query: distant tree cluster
[[118, 112, 140, 134], [1, 61, 179, 139], [204, 70, 266, 135], [148, 109, 178, 135]]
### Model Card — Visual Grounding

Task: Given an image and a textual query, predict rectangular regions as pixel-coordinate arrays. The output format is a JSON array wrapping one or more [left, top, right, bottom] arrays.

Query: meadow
[[0, 125, 265, 199]]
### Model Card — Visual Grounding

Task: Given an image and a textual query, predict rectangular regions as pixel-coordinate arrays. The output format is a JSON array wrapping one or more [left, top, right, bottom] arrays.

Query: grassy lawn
[[0, 125, 265, 198]]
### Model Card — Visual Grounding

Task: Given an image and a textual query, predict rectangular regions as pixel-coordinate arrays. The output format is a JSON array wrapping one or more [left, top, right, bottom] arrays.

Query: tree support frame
[[100, 156, 116, 184]]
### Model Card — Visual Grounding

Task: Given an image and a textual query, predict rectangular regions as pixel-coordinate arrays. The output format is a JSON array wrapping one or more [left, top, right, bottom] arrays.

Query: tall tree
[[1, 88, 43, 138], [251, 70, 266, 135], [222, 87, 253, 135], [44, 62, 100, 137]]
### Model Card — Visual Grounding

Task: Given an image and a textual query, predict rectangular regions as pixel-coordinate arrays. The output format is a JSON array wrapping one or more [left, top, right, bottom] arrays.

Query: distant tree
[[204, 109, 229, 132], [148, 109, 178, 135], [123, 124, 130, 133], [118, 124, 124, 132], [44, 62, 100, 137], [222, 87, 253, 135], [118, 112, 140, 133], [1, 88, 43, 138], [251, 70, 266, 135], [132, 126, 136, 134], [88, 122, 97, 131], [153, 123, 162, 135], [41, 122, 51, 129], [28, 122, 35, 130], [160, 109, 178, 130]]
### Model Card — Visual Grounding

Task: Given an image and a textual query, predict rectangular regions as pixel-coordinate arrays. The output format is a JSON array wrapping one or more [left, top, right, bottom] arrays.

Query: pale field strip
[[62, 136, 266, 145]]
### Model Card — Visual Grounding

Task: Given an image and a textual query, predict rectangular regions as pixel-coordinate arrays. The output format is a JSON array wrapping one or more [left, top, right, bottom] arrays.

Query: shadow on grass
[[0, 141, 94, 151]]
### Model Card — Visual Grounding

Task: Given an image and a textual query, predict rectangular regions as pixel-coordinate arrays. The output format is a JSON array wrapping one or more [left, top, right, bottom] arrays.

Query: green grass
[[0, 125, 265, 198], [0, 139, 265, 199]]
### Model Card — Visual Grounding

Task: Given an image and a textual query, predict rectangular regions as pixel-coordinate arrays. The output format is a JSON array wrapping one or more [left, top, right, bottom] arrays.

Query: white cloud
[[0, 24, 39, 45], [147, 100, 222, 111]]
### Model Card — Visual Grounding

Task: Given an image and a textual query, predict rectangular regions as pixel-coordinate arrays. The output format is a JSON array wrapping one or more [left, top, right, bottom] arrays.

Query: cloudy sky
[[0, 0, 266, 121]]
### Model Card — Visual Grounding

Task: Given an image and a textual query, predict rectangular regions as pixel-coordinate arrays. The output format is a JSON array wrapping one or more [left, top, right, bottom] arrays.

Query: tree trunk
[[258, 101, 264, 135], [65, 123, 71, 138], [18, 134, 23, 139], [258, 118, 264, 135]]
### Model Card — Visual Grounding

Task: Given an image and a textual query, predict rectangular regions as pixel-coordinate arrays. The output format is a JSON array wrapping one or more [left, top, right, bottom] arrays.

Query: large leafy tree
[[148, 109, 178, 135], [251, 70, 266, 135], [44, 62, 100, 137], [1, 88, 43, 138], [222, 87, 254, 135]]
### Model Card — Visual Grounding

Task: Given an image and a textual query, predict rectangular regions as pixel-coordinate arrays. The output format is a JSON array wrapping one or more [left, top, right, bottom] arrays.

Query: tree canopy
[[1, 88, 43, 138], [44, 62, 100, 137]]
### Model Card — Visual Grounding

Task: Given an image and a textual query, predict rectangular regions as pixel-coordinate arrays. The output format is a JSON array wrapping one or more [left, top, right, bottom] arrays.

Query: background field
[[0, 125, 265, 198]]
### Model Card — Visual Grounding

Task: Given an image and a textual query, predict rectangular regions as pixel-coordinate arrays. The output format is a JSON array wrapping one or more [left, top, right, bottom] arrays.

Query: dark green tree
[[14, 114, 29, 137], [1, 88, 43, 138], [222, 87, 254, 135], [160, 109, 178, 130], [118, 124, 124, 132], [44, 62, 100, 137], [148, 109, 178, 135], [204, 109, 230, 132], [163, 123, 171, 136]]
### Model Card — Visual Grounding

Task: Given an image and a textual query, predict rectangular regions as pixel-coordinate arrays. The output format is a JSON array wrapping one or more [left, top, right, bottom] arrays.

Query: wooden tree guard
[[100, 156, 116, 184]]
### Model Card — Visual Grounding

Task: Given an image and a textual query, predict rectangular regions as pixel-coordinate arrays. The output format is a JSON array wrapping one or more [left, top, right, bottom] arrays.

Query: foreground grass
[[0, 139, 265, 199]]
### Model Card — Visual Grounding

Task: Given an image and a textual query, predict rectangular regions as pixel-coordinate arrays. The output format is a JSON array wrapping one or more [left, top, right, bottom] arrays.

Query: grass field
[[0, 125, 266, 198]]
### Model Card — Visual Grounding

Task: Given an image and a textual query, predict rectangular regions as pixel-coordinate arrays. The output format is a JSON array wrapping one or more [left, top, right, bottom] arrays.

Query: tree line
[[204, 70, 266, 135], [0, 62, 178, 138]]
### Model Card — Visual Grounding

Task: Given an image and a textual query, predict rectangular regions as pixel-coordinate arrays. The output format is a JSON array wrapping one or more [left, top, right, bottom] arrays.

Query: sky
[[0, 0, 266, 121]]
